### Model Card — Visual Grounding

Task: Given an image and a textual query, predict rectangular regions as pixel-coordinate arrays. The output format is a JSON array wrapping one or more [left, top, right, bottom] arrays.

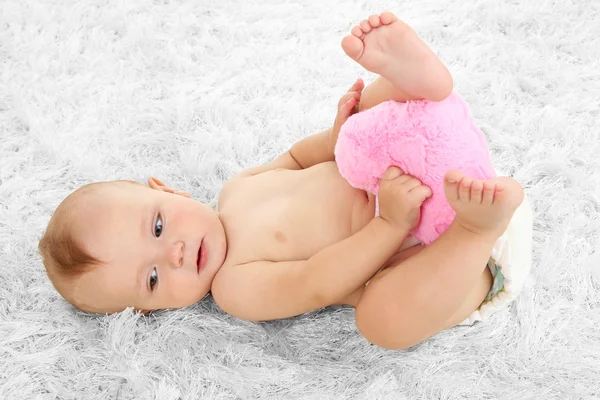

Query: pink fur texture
[[335, 92, 495, 244]]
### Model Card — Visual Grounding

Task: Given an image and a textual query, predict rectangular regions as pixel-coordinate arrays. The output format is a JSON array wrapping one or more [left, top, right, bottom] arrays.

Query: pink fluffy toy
[[335, 92, 496, 245]]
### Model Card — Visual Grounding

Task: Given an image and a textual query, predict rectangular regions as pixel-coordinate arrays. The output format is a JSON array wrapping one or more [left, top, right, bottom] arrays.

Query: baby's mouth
[[196, 242, 202, 273], [197, 240, 205, 273]]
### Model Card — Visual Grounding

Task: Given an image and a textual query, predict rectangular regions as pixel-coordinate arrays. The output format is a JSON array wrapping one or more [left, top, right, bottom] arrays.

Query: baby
[[39, 12, 524, 350]]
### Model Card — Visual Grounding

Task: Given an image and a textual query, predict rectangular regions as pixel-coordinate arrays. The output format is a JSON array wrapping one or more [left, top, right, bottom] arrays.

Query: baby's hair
[[39, 180, 144, 305]]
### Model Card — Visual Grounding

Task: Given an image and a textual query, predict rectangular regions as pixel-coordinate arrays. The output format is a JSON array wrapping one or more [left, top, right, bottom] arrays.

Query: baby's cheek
[[168, 277, 209, 307]]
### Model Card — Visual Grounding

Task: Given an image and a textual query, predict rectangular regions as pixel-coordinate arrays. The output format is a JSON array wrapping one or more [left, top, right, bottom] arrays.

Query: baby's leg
[[355, 172, 525, 350], [341, 12, 453, 111]]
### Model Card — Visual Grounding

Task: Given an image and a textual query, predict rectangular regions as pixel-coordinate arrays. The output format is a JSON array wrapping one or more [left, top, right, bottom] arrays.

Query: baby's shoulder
[[218, 174, 246, 204]]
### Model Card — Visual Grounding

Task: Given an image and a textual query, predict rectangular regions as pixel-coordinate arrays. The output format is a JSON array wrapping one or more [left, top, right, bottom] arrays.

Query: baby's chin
[[204, 229, 228, 274]]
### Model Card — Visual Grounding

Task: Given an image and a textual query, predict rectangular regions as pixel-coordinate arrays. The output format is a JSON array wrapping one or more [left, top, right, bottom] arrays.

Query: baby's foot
[[341, 12, 452, 101], [443, 170, 524, 239]]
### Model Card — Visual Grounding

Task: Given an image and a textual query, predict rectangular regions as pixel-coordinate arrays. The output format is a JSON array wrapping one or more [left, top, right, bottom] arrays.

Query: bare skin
[[212, 13, 523, 348], [341, 12, 453, 104], [67, 12, 524, 349]]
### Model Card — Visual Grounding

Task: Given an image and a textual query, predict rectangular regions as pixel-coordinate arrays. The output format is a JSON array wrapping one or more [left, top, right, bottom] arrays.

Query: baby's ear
[[147, 177, 191, 198]]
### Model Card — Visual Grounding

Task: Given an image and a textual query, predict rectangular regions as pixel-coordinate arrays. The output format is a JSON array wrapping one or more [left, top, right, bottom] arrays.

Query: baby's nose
[[167, 241, 184, 268]]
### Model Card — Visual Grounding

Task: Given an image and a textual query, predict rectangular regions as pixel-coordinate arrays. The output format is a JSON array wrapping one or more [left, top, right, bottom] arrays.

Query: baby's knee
[[355, 291, 428, 350], [356, 82, 384, 113]]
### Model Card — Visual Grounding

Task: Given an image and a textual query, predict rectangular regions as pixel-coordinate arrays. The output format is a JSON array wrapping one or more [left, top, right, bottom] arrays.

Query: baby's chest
[[221, 169, 373, 264], [227, 194, 352, 264]]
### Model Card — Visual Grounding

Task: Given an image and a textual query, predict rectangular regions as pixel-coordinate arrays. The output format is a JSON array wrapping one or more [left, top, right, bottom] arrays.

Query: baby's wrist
[[374, 216, 410, 242], [325, 127, 338, 157]]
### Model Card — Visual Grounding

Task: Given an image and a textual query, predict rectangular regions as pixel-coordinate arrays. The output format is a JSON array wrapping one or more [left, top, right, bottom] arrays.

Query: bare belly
[[218, 162, 377, 266]]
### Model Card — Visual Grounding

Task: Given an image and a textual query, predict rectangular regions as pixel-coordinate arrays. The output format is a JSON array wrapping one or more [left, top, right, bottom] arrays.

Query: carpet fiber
[[1, 0, 599, 399]]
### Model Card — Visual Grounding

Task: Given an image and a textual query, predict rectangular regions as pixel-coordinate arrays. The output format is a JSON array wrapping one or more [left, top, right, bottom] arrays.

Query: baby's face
[[73, 183, 227, 313]]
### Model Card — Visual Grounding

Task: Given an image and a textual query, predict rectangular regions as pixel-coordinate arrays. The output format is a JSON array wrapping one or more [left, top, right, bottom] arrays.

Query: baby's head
[[39, 178, 227, 314]]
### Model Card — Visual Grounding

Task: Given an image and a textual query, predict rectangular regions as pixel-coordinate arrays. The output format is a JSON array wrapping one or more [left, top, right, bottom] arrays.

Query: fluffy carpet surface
[[1, 0, 599, 399]]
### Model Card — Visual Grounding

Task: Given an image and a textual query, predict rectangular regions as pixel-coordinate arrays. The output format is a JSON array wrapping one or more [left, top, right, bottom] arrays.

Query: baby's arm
[[212, 216, 408, 322], [238, 130, 328, 177], [212, 168, 430, 322], [306, 168, 431, 308], [307, 216, 410, 305], [239, 80, 364, 177]]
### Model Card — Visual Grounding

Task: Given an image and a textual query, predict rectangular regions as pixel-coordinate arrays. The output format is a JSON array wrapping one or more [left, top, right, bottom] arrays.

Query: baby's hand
[[328, 78, 364, 154], [378, 167, 432, 233]]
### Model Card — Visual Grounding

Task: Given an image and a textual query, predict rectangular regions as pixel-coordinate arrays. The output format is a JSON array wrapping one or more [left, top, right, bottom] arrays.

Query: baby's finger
[[148, 177, 164, 186], [348, 78, 364, 93], [411, 185, 433, 201], [402, 177, 424, 191], [344, 91, 360, 102], [342, 97, 356, 114], [339, 87, 362, 106], [175, 190, 192, 198], [338, 92, 354, 108], [381, 166, 404, 181], [349, 91, 362, 101], [335, 97, 356, 123]]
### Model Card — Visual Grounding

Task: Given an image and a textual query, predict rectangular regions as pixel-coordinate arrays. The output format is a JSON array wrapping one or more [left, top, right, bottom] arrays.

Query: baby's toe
[[482, 181, 495, 205], [351, 25, 364, 38], [359, 20, 373, 33], [459, 176, 473, 201], [342, 35, 365, 60], [471, 180, 484, 203], [368, 14, 382, 28], [379, 11, 397, 25], [443, 170, 464, 202]]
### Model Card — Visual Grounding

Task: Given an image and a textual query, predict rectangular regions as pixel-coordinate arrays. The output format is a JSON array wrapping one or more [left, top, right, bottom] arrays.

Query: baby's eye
[[149, 267, 158, 291], [154, 214, 163, 237]]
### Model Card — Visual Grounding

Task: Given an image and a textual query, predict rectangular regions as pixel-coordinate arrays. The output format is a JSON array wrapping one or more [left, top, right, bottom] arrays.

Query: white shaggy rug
[[1, 0, 599, 398]]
